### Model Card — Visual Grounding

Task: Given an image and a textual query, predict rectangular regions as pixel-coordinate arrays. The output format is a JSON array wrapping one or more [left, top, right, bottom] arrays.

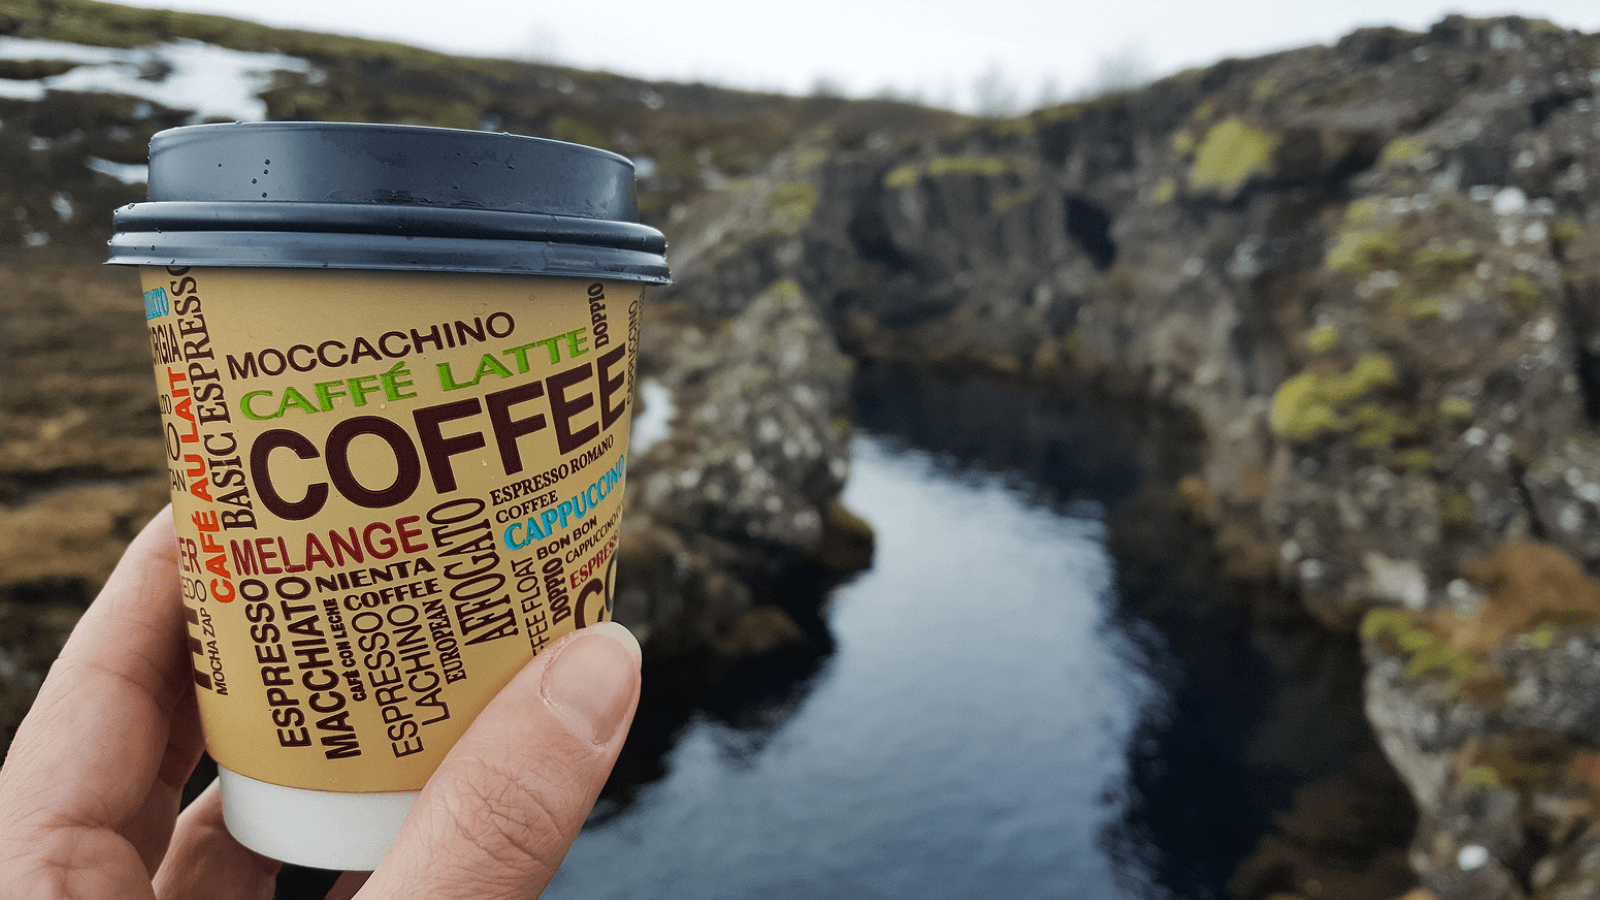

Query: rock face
[[683, 15, 1600, 900]]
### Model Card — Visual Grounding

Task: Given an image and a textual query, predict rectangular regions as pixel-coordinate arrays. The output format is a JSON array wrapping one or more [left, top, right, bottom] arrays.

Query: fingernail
[[541, 622, 641, 746]]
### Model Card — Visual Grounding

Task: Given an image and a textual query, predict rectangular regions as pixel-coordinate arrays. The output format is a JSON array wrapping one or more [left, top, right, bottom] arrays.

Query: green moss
[[1270, 354, 1398, 441], [1379, 136, 1429, 165], [1361, 607, 1417, 641], [1406, 638, 1482, 681], [1413, 246, 1478, 291], [769, 181, 819, 224], [794, 147, 828, 172], [1327, 227, 1402, 273], [1363, 606, 1484, 683], [1528, 620, 1560, 650], [886, 156, 1028, 189], [1553, 218, 1585, 244], [1439, 487, 1475, 529], [766, 279, 804, 301], [1506, 275, 1543, 315], [1402, 296, 1443, 320], [884, 165, 921, 189], [990, 189, 1034, 215], [1390, 448, 1435, 472], [1343, 199, 1383, 227], [1350, 403, 1416, 450], [926, 155, 1023, 178], [1306, 324, 1340, 354], [1461, 765, 1503, 790], [1189, 117, 1279, 194], [1439, 397, 1475, 421]]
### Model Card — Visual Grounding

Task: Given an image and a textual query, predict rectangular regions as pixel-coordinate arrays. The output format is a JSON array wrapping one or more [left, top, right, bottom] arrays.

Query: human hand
[[0, 508, 641, 899]]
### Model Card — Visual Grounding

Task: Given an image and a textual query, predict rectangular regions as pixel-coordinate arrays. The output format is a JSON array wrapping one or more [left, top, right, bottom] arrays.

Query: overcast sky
[[110, 0, 1600, 111]]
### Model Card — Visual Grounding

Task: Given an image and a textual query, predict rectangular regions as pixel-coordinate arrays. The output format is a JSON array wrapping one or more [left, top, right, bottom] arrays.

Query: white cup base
[[217, 766, 419, 871]]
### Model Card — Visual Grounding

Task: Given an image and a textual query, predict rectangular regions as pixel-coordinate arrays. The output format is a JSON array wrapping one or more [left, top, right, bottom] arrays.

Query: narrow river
[[540, 367, 1389, 900]]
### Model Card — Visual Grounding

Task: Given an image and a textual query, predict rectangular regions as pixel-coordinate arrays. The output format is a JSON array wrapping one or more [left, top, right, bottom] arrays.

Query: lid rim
[[107, 230, 672, 283], [115, 201, 667, 254]]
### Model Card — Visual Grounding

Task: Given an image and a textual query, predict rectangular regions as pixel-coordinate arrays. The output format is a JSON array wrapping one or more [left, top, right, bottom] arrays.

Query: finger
[[356, 622, 641, 900], [152, 783, 280, 900], [0, 508, 204, 869]]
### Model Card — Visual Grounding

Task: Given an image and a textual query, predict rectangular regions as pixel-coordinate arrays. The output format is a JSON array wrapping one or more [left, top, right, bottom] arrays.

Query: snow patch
[[630, 379, 675, 454], [0, 36, 312, 122], [85, 156, 149, 185]]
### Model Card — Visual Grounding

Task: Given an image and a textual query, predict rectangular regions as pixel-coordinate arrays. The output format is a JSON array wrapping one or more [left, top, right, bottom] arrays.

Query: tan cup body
[[142, 265, 640, 793]]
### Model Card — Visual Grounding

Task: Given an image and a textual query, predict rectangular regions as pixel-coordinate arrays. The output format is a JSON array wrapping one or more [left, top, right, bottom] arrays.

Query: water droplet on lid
[[251, 178, 257, 184], [261, 192, 268, 198], [264, 159, 270, 165]]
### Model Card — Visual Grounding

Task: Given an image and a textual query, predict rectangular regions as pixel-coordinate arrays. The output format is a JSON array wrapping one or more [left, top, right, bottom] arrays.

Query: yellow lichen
[[1438, 487, 1474, 530], [1389, 448, 1434, 472], [1189, 117, 1279, 194], [1306, 324, 1340, 354], [1269, 355, 1398, 441], [1361, 607, 1485, 683], [1379, 137, 1429, 165], [1506, 275, 1542, 315], [1553, 218, 1585, 244], [926, 155, 1024, 178], [1343, 198, 1383, 227], [1151, 178, 1177, 203], [1438, 397, 1475, 421], [766, 279, 804, 301], [884, 165, 921, 189], [1402, 297, 1443, 321], [1326, 227, 1402, 273], [990, 189, 1034, 215], [768, 182, 818, 231]]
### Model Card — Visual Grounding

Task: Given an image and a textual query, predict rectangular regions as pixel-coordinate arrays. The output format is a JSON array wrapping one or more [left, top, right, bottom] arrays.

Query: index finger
[[0, 508, 202, 833]]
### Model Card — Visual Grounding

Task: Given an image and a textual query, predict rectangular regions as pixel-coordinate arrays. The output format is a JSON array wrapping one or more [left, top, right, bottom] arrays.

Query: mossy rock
[[1361, 607, 1485, 683], [768, 182, 819, 232], [1189, 116, 1279, 195], [1327, 227, 1402, 273], [1269, 354, 1399, 441], [1306, 323, 1340, 354]]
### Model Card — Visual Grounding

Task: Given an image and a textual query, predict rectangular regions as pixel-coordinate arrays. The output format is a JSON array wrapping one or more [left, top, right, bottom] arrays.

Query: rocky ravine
[[9, 6, 1600, 899], [668, 15, 1600, 900]]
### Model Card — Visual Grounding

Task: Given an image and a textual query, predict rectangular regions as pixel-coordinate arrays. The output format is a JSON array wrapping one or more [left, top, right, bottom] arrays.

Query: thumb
[[356, 621, 641, 900]]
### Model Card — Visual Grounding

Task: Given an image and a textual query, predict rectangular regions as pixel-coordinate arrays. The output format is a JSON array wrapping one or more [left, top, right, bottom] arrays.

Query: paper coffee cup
[[109, 122, 668, 870]]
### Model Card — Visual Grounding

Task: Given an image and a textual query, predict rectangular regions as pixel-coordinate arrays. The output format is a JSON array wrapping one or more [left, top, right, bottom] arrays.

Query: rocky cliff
[[681, 15, 1600, 900]]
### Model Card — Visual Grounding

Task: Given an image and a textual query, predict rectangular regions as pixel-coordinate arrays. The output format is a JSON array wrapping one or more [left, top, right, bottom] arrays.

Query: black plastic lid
[[108, 122, 669, 283]]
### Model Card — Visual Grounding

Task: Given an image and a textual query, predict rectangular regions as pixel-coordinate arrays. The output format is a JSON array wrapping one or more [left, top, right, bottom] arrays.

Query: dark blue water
[[545, 436, 1165, 900]]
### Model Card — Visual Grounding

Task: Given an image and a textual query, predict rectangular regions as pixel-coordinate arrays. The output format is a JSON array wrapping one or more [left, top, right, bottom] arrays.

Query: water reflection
[[548, 434, 1160, 900]]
